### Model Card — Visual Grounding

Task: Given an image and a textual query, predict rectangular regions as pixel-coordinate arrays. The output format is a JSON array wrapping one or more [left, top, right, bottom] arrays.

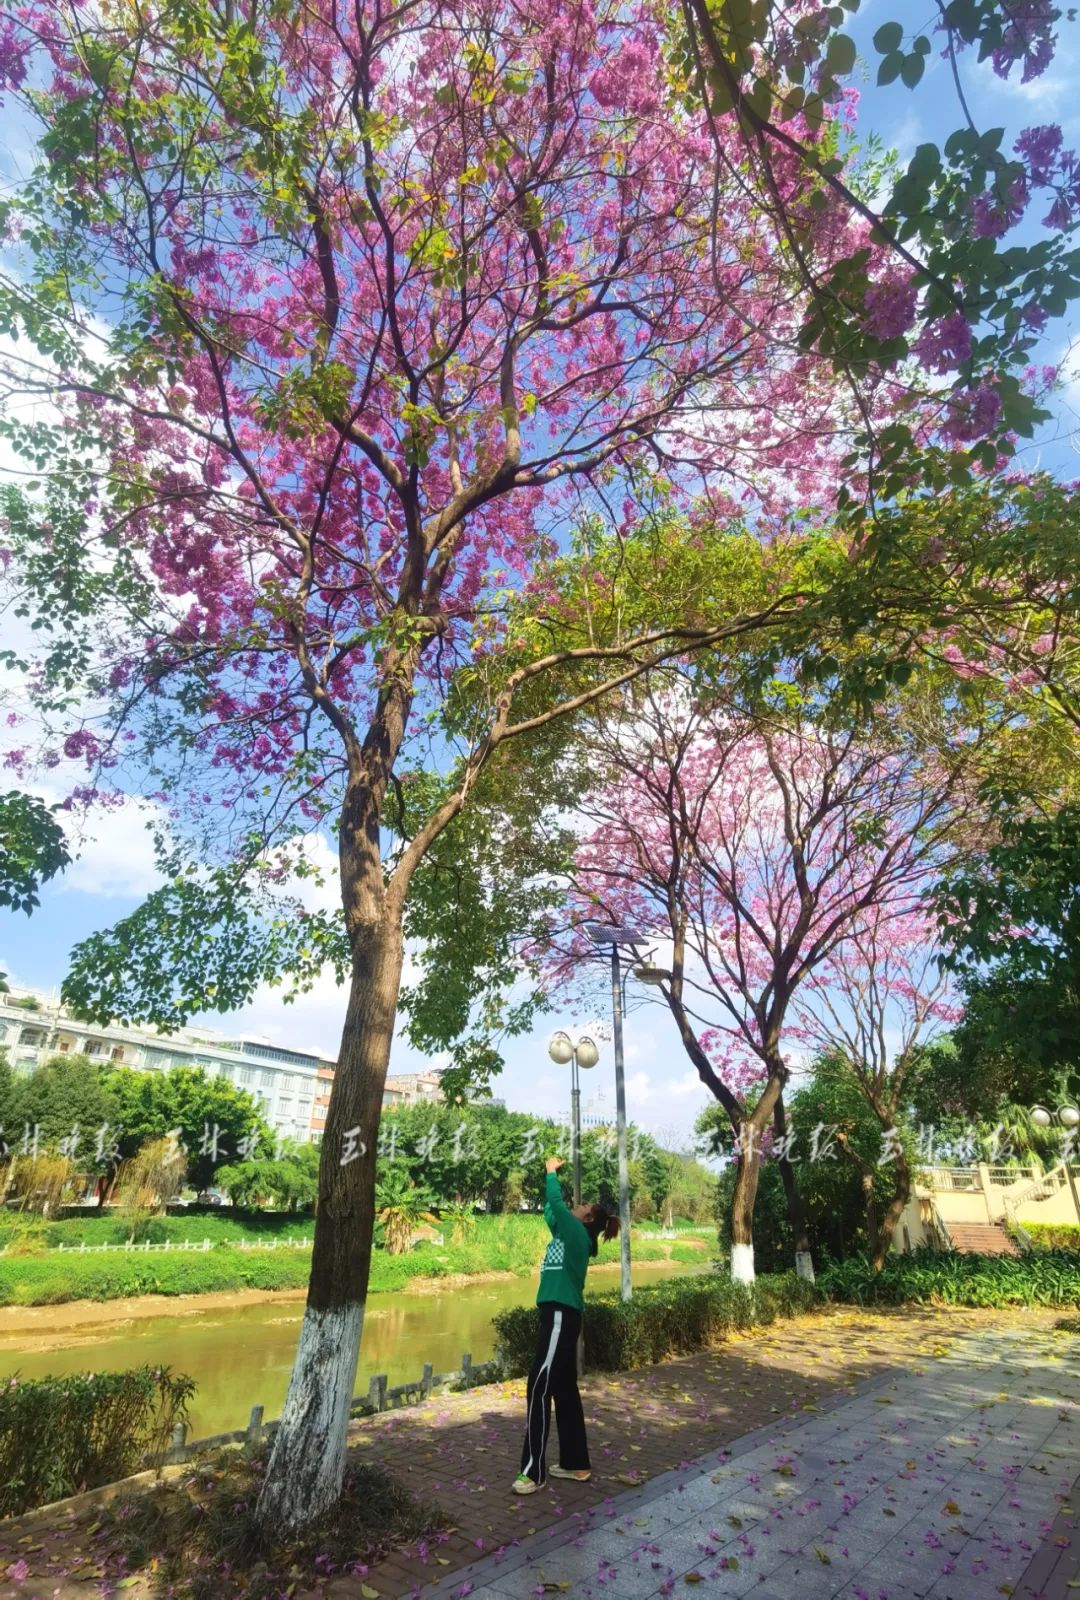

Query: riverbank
[[0, 1217, 713, 1306], [0, 1285, 309, 1338], [0, 1255, 691, 1339]]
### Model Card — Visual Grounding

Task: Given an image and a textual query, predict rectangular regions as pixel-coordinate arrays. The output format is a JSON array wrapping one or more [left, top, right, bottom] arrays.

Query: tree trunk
[[861, 1169, 879, 1248], [255, 912, 405, 1531], [872, 1150, 911, 1271], [772, 1092, 814, 1283], [729, 1146, 760, 1283]]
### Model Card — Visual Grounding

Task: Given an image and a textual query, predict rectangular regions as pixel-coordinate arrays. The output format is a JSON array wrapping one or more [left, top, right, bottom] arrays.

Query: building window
[[111, 1046, 125, 1062], [19, 1028, 46, 1048]]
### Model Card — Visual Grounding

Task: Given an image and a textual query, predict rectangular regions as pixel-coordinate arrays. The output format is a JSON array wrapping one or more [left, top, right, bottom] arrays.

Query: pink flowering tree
[[674, 0, 1080, 504], [553, 680, 975, 1282], [0, 0, 889, 1530], [789, 908, 961, 1267]]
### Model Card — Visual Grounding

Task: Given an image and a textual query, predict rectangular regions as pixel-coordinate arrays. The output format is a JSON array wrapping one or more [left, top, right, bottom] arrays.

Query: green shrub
[[1012, 1223, 1080, 1253], [493, 1271, 816, 1376], [817, 1250, 1080, 1308], [0, 1366, 195, 1515]]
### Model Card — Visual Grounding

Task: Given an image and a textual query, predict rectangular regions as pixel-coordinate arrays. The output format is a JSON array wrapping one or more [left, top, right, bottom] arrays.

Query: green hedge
[[493, 1272, 816, 1376], [0, 1366, 195, 1515], [817, 1250, 1080, 1307], [1011, 1223, 1080, 1253]]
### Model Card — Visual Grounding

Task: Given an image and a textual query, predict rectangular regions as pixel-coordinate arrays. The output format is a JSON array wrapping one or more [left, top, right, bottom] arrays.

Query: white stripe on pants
[[522, 1307, 563, 1480]]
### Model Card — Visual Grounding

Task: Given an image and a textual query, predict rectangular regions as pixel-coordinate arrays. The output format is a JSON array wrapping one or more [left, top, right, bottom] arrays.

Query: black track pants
[[519, 1301, 589, 1484]]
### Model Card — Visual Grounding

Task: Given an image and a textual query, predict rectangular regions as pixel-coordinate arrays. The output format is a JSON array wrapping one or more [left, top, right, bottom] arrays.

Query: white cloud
[[61, 801, 164, 899], [626, 1069, 655, 1105]]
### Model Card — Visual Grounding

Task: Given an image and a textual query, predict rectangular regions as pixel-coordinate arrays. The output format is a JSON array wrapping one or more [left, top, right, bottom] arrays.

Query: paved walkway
[[1, 1307, 1075, 1599], [340, 1305, 1033, 1596], [426, 1321, 1080, 1600]]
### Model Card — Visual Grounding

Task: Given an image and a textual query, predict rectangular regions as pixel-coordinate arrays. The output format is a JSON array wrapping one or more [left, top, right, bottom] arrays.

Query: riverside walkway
[[0, 1305, 1075, 1599]]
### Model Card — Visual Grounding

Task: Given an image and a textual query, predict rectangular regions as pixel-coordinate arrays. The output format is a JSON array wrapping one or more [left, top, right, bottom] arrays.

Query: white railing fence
[[0, 1236, 314, 1256]]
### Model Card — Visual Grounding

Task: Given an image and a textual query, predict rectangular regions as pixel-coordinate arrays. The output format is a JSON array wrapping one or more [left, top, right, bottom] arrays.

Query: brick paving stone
[[0, 1304, 1070, 1600], [1012, 1468, 1080, 1600], [423, 1314, 1079, 1600]]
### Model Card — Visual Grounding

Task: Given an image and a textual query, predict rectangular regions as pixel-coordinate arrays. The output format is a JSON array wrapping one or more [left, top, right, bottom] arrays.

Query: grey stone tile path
[[428, 1324, 1080, 1600]]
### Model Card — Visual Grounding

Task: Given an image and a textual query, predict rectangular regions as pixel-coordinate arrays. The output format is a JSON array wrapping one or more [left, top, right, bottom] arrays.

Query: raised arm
[[543, 1157, 573, 1237]]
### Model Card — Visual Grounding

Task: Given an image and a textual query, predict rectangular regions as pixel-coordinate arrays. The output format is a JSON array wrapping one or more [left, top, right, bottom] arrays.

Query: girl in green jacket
[[513, 1157, 620, 1494]]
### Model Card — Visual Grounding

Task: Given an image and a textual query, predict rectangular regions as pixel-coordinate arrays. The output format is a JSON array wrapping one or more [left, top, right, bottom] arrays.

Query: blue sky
[[2, 8, 1078, 1148]]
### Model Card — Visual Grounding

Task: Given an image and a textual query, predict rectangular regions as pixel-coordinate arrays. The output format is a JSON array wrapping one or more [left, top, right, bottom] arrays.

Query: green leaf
[[877, 51, 904, 85], [873, 21, 904, 53], [900, 52, 925, 87], [827, 33, 857, 76]]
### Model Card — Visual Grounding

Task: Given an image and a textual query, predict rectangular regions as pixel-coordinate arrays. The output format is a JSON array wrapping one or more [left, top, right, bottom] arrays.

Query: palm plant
[[375, 1168, 439, 1254], [442, 1199, 477, 1245]]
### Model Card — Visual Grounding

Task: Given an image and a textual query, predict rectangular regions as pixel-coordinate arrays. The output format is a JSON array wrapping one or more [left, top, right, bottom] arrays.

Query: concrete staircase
[[946, 1221, 1021, 1256]]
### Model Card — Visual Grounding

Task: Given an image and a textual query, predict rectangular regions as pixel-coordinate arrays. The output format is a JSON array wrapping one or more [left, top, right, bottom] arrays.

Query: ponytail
[[582, 1204, 620, 1255]]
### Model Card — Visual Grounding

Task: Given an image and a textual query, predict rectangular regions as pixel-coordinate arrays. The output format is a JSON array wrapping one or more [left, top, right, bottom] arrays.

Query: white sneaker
[[550, 1465, 591, 1481], [512, 1474, 544, 1494]]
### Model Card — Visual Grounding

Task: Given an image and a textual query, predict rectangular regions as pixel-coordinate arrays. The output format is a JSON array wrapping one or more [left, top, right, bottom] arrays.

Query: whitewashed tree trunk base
[[256, 1302, 364, 1531], [795, 1250, 815, 1283], [730, 1242, 755, 1283]]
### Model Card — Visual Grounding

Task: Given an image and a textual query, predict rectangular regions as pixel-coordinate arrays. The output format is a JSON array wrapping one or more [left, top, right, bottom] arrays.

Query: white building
[[0, 982, 449, 1149], [0, 985, 321, 1146]]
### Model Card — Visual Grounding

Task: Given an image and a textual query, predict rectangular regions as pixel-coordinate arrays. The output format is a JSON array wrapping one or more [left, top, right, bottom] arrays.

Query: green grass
[[0, 1210, 316, 1249], [0, 1248, 315, 1305], [0, 1213, 712, 1305], [817, 1250, 1080, 1307]]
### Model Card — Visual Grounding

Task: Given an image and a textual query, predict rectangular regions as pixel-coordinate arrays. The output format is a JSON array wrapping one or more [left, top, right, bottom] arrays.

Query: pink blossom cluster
[[991, 0, 1057, 83], [861, 277, 918, 342], [971, 122, 1080, 239]]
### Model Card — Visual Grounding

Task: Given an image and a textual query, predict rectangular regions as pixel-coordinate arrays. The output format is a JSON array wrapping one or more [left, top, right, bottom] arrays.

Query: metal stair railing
[[1003, 1162, 1068, 1245]]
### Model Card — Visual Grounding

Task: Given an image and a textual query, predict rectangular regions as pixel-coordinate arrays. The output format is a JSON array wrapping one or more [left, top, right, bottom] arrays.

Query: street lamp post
[[582, 922, 670, 1303], [548, 1030, 599, 1206]]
